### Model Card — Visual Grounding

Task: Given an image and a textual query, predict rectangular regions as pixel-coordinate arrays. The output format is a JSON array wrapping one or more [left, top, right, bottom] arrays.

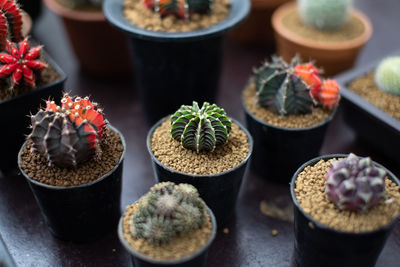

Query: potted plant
[[272, 0, 372, 76], [43, 0, 132, 78], [0, 1, 66, 175], [290, 153, 400, 267], [242, 55, 340, 182], [103, 0, 250, 124], [336, 53, 400, 165], [146, 101, 253, 226], [228, 0, 290, 48], [119, 182, 217, 267], [17, 93, 126, 242]]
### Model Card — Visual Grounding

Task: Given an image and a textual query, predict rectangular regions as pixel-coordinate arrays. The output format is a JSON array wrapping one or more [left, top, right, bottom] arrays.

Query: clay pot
[[272, 2, 372, 76], [228, 0, 290, 48], [43, 0, 132, 78]]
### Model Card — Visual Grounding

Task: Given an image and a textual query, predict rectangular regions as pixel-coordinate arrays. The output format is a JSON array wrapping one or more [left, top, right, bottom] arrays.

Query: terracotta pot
[[272, 2, 372, 76], [228, 0, 290, 48], [21, 11, 32, 36], [43, 0, 132, 78]]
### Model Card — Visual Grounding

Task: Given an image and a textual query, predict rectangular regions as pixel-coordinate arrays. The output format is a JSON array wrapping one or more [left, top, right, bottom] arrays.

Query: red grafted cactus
[[0, 38, 47, 88], [325, 153, 387, 212], [319, 79, 341, 109], [28, 93, 107, 168], [0, 0, 23, 50]]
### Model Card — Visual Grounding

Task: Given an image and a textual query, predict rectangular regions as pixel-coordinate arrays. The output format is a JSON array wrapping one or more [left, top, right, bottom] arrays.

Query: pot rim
[[17, 124, 126, 190], [103, 0, 251, 42], [241, 81, 338, 132], [0, 49, 67, 106], [290, 153, 400, 235], [118, 204, 217, 264], [271, 1, 373, 51], [43, 0, 105, 21], [146, 116, 253, 178], [21, 11, 33, 37]]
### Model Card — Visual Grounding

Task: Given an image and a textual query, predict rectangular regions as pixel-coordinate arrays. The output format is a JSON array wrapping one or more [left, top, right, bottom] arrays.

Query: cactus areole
[[254, 56, 340, 116], [142, 0, 213, 19], [28, 93, 107, 168], [170, 101, 232, 153], [325, 153, 387, 212]]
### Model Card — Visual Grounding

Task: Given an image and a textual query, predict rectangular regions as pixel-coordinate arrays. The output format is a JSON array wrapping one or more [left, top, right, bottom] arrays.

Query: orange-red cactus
[[294, 63, 322, 102], [318, 79, 340, 109]]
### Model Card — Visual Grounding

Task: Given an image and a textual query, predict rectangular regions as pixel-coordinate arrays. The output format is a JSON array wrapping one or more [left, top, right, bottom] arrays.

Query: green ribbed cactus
[[298, 0, 352, 30], [374, 57, 400, 96], [170, 101, 232, 153], [254, 56, 314, 116], [131, 182, 206, 245]]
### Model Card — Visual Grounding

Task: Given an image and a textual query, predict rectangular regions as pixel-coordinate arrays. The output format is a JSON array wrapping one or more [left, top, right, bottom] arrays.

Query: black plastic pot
[[118, 205, 217, 267], [336, 50, 400, 165], [290, 154, 400, 267], [17, 125, 125, 242], [0, 234, 16, 267], [242, 91, 336, 183], [103, 0, 250, 125], [146, 116, 253, 226], [0, 52, 66, 175]]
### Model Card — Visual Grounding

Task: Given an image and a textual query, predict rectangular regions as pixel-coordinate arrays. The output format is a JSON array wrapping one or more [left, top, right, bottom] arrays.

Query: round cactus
[[298, 0, 352, 30], [142, 0, 213, 19], [28, 93, 107, 168], [170, 101, 232, 153], [325, 153, 387, 212], [374, 56, 400, 96], [131, 182, 206, 245]]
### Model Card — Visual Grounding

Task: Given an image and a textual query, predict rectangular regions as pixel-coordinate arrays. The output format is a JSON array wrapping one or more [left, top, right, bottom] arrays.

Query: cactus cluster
[[28, 93, 107, 168], [170, 101, 232, 153], [57, 0, 103, 9], [297, 0, 352, 31], [325, 153, 387, 212], [142, 0, 213, 19], [374, 56, 400, 96], [0, 0, 23, 50], [131, 182, 206, 245], [254, 56, 340, 115]]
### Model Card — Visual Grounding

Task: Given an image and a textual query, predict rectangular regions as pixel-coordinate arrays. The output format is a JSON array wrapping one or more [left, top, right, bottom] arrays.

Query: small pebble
[[271, 229, 278, 236], [223, 228, 229, 234]]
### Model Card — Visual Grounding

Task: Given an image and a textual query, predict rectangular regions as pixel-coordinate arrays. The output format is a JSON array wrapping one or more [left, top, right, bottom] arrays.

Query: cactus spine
[[170, 101, 232, 153], [374, 56, 400, 96], [28, 93, 107, 168], [142, 0, 213, 19], [0, 0, 23, 50], [131, 182, 206, 245], [325, 153, 387, 212]]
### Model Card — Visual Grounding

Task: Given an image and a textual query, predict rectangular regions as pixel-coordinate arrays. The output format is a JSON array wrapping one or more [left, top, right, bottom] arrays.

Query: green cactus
[[254, 56, 314, 116], [298, 0, 352, 30], [170, 101, 232, 153], [131, 182, 206, 246], [374, 56, 400, 96]]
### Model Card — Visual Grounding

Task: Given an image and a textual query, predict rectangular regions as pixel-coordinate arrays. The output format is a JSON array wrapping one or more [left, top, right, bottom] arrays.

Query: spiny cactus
[[294, 62, 322, 101], [254, 56, 314, 116], [0, 0, 23, 50], [131, 182, 206, 246], [142, 0, 213, 19], [170, 101, 231, 153], [298, 0, 352, 31], [0, 38, 47, 89], [374, 56, 400, 96], [28, 93, 107, 168], [325, 153, 387, 212]]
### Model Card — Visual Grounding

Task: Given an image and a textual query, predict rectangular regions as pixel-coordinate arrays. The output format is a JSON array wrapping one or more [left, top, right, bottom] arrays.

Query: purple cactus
[[325, 153, 387, 212]]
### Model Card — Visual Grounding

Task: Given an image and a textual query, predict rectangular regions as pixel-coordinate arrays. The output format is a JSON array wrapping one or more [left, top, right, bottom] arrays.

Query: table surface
[[1, 1, 400, 266]]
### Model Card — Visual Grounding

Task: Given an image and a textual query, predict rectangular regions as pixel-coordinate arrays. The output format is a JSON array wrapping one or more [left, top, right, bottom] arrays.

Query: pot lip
[[0, 48, 67, 106], [271, 1, 373, 51], [290, 153, 400, 235], [146, 115, 254, 178], [43, 0, 105, 21], [17, 124, 126, 190], [252, 0, 289, 10], [21, 10, 33, 37], [241, 81, 338, 132], [103, 0, 251, 42], [335, 49, 400, 133], [118, 204, 217, 264]]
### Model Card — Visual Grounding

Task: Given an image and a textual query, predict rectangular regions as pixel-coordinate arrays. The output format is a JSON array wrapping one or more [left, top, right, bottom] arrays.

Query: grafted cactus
[[131, 182, 206, 245], [28, 93, 107, 168], [298, 0, 352, 30], [325, 153, 387, 212], [254, 56, 314, 115], [170, 101, 232, 153], [374, 56, 400, 96], [142, 0, 213, 19], [0, 0, 23, 50]]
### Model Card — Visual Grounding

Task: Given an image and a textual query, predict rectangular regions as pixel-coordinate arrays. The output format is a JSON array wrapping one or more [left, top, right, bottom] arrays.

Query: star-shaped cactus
[[0, 38, 48, 89]]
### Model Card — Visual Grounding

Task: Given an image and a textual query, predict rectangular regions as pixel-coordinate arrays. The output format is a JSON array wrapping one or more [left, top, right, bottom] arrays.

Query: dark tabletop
[[1, 0, 400, 266]]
